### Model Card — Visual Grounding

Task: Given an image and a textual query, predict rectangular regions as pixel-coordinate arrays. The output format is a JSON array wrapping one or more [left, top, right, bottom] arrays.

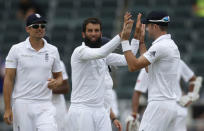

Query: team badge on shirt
[[149, 51, 156, 57], [45, 53, 49, 62]]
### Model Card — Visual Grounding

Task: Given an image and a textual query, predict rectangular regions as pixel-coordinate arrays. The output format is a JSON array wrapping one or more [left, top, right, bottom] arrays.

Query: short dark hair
[[82, 17, 102, 32], [158, 25, 168, 31]]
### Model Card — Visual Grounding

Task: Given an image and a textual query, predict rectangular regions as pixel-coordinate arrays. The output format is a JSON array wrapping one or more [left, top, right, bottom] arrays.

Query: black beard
[[84, 37, 102, 48]]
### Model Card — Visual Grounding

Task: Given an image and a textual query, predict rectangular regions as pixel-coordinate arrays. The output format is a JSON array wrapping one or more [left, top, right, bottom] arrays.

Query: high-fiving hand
[[134, 13, 142, 39], [121, 12, 134, 40]]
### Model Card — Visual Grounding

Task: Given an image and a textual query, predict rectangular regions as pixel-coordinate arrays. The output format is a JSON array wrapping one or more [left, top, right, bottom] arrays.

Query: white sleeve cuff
[[131, 39, 140, 45], [121, 40, 131, 52]]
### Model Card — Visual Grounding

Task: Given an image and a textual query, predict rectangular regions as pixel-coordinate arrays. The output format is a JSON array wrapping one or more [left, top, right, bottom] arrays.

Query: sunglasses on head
[[148, 16, 170, 23], [28, 24, 46, 29]]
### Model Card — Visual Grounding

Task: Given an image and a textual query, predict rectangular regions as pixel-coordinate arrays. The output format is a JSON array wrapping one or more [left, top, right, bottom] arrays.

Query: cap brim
[[141, 18, 149, 24]]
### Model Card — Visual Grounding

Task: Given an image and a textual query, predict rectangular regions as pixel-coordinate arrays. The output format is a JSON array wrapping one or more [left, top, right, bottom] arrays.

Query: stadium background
[[0, 0, 204, 130]]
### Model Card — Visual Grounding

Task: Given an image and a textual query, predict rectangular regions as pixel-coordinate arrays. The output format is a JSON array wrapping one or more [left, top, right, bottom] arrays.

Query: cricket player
[[66, 13, 135, 131], [3, 13, 63, 131], [52, 61, 70, 131], [121, 11, 181, 131], [127, 59, 202, 131]]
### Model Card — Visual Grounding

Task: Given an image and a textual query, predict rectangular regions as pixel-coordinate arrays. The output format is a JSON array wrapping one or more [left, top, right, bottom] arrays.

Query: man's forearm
[[52, 80, 69, 94], [110, 108, 117, 120], [55, 76, 63, 87], [3, 79, 14, 110], [139, 43, 147, 56], [132, 91, 141, 114], [189, 76, 196, 92]]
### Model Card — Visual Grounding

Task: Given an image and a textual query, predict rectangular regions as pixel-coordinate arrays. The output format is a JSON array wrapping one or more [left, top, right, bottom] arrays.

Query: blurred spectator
[[193, 0, 204, 17], [17, 0, 42, 20]]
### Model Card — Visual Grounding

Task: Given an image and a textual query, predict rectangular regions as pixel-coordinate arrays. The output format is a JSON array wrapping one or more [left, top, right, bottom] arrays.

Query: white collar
[[152, 34, 171, 45], [25, 37, 48, 52], [82, 42, 85, 46]]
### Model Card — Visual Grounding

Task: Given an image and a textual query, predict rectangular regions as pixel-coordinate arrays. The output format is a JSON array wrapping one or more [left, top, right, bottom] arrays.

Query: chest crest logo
[[45, 53, 49, 62]]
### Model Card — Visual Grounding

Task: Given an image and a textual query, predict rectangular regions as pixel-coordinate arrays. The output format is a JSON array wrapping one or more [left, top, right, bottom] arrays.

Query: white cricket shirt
[[175, 60, 194, 101], [134, 68, 149, 93], [71, 35, 123, 107], [143, 34, 180, 102], [134, 60, 194, 101], [5, 37, 62, 101]]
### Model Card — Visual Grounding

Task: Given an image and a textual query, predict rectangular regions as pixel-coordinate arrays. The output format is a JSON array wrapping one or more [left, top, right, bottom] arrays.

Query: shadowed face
[[146, 23, 158, 40], [82, 23, 102, 48], [26, 22, 46, 39]]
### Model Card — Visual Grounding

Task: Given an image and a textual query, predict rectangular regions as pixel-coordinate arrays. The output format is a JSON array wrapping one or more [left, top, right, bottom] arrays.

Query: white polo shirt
[[175, 60, 194, 101], [134, 60, 194, 102], [5, 37, 62, 101], [134, 68, 149, 93], [143, 34, 180, 102]]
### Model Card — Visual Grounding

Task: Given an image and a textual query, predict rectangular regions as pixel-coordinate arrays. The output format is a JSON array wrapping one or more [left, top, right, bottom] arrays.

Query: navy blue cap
[[141, 11, 170, 26], [26, 13, 47, 26]]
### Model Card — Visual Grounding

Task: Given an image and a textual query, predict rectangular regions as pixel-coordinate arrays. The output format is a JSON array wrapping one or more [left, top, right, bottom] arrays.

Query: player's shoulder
[[10, 41, 26, 51], [46, 42, 58, 51], [179, 59, 188, 68], [73, 44, 87, 55]]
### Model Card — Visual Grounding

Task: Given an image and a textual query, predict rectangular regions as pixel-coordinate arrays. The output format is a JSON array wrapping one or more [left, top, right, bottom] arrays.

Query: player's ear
[[25, 27, 30, 33], [82, 32, 85, 38], [155, 24, 159, 29]]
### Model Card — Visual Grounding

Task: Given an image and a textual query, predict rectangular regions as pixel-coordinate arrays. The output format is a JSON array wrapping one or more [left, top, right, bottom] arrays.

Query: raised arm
[[122, 14, 150, 72], [78, 12, 134, 61]]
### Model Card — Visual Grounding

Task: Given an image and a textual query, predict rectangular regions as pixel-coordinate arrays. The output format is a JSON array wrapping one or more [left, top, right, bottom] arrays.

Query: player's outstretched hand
[[134, 13, 142, 39], [113, 119, 122, 131], [140, 24, 146, 44], [121, 12, 134, 40], [4, 109, 13, 125], [48, 78, 57, 89]]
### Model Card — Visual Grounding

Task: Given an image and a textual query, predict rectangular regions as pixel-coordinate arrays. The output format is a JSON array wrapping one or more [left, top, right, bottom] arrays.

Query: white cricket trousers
[[53, 100, 67, 131], [65, 103, 112, 131], [12, 99, 58, 131], [174, 104, 188, 131], [139, 100, 177, 131]]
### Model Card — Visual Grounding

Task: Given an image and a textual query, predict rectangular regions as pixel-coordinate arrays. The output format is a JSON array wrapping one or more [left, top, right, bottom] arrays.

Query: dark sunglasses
[[29, 24, 46, 29]]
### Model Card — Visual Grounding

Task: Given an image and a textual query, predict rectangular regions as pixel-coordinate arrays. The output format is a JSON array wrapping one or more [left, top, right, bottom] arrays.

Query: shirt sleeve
[[134, 69, 148, 93], [180, 60, 194, 82], [60, 61, 68, 80], [76, 35, 121, 61], [52, 48, 62, 73], [106, 53, 127, 66], [130, 39, 139, 56], [143, 44, 166, 64], [5, 45, 18, 68], [106, 39, 139, 66]]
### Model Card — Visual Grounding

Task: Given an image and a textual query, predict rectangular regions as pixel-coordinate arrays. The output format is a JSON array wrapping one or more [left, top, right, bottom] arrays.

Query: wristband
[[131, 39, 139, 44], [121, 40, 131, 52]]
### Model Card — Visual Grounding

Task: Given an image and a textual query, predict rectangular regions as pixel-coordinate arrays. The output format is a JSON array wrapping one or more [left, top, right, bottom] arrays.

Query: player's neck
[[154, 31, 167, 40], [29, 37, 44, 51]]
